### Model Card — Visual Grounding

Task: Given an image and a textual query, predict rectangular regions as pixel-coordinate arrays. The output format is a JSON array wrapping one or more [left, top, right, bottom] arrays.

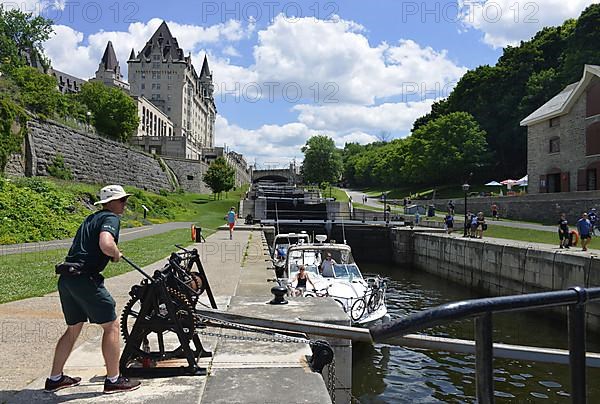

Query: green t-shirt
[[66, 210, 120, 273]]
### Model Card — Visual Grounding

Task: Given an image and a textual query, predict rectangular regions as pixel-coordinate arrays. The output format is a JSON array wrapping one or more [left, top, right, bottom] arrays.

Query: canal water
[[354, 263, 600, 403]]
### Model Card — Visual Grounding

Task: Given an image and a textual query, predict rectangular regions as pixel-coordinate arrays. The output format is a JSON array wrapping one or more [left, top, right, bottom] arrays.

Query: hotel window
[[549, 117, 560, 127], [152, 62, 160, 68], [549, 137, 560, 153], [153, 55, 160, 60]]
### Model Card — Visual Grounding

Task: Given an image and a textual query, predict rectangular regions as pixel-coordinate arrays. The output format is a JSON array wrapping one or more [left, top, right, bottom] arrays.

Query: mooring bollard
[[269, 285, 288, 305]]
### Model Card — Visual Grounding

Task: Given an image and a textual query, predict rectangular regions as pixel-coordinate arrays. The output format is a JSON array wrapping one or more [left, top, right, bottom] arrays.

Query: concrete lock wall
[[393, 232, 600, 332], [161, 156, 211, 194]]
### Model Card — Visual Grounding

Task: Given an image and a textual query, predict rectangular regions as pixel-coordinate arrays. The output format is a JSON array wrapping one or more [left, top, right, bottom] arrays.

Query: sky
[[2, 0, 597, 168]]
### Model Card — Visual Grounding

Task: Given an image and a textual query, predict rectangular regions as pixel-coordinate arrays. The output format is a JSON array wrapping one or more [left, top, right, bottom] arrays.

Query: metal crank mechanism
[[120, 248, 217, 377], [119, 248, 354, 378]]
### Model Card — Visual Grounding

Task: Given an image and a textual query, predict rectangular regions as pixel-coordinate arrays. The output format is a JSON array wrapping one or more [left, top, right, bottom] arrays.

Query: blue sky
[[4, 0, 596, 167]]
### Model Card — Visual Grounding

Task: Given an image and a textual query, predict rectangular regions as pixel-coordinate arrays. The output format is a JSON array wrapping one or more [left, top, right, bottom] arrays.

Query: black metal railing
[[369, 286, 600, 404]]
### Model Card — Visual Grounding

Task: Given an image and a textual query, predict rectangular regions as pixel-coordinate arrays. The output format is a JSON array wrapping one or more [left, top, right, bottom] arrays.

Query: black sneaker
[[44, 374, 81, 392], [104, 375, 141, 394]]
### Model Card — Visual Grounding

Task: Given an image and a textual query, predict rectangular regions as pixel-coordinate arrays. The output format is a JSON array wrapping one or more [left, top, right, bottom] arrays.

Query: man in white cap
[[45, 185, 141, 394]]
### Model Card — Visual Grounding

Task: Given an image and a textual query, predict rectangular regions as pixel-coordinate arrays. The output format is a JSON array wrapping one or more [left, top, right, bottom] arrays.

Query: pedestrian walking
[[46, 185, 141, 394], [227, 206, 237, 240], [557, 212, 570, 249], [475, 212, 486, 238], [463, 210, 473, 237], [447, 200, 455, 215], [577, 212, 592, 251], [444, 214, 454, 234], [491, 203, 499, 220]]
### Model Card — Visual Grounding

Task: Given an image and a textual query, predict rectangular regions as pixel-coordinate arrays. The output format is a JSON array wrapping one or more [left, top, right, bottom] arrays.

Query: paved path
[[1, 227, 259, 403], [343, 189, 559, 232], [0, 222, 195, 256]]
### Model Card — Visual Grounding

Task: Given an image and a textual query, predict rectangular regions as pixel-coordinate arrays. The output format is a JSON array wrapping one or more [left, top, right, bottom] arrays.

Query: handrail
[[368, 285, 599, 404], [369, 286, 599, 341]]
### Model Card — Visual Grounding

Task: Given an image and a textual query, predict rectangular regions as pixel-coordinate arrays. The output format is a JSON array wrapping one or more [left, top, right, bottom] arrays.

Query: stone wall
[[527, 88, 587, 194], [428, 192, 600, 224], [392, 231, 600, 332], [4, 153, 25, 177], [162, 156, 210, 194], [27, 119, 175, 192]]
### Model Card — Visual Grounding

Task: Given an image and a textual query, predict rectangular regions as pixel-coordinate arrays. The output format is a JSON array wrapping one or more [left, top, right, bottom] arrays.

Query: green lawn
[[330, 187, 349, 202], [0, 228, 202, 304], [354, 184, 515, 201], [483, 225, 600, 249]]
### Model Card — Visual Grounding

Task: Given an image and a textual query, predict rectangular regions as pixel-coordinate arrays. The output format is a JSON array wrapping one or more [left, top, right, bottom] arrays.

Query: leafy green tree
[[78, 81, 139, 141], [405, 112, 489, 184], [301, 135, 343, 184], [9, 66, 60, 116], [0, 6, 53, 72], [203, 156, 235, 198], [0, 96, 27, 173]]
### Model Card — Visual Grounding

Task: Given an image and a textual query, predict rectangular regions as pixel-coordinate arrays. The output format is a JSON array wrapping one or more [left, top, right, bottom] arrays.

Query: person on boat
[[320, 252, 337, 277], [290, 265, 316, 296], [275, 245, 287, 261]]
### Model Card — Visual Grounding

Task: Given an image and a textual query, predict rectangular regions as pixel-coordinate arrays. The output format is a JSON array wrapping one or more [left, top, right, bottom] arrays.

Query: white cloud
[[215, 116, 322, 166], [294, 101, 435, 134], [222, 46, 241, 58], [245, 15, 466, 104], [458, 0, 597, 48], [43, 18, 255, 80]]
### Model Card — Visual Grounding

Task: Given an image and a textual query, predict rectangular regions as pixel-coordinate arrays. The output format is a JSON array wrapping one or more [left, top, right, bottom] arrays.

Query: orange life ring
[[191, 224, 196, 241], [570, 230, 579, 247]]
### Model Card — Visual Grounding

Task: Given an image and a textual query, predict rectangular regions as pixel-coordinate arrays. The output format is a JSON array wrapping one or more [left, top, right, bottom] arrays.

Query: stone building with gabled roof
[[90, 41, 130, 92], [127, 21, 216, 160], [521, 65, 600, 193]]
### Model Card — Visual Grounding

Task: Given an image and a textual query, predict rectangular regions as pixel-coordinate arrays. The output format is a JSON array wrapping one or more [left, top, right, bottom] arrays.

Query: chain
[[327, 357, 336, 403], [195, 313, 312, 345]]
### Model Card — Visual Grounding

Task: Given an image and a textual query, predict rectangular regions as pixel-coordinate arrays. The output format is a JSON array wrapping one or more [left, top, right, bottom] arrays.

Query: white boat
[[283, 235, 389, 326], [271, 232, 310, 277]]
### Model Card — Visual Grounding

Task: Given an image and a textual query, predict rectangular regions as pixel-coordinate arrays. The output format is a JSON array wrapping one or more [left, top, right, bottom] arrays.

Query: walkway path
[[343, 189, 558, 232], [0, 222, 195, 256]]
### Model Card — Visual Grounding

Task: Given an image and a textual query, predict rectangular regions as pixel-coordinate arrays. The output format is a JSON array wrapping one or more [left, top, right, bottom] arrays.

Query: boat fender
[[570, 230, 579, 247], [309, 340, 334, 373]]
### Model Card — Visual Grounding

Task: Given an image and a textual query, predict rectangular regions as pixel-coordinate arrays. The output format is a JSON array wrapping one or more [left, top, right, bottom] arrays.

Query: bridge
[[251, 166, 301, 184]]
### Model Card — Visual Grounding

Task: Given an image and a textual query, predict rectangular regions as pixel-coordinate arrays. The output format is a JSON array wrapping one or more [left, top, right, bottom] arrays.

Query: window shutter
[[577, 169, 587, 191], [539, 174, 547, 193], [561, 172, 570, 192]]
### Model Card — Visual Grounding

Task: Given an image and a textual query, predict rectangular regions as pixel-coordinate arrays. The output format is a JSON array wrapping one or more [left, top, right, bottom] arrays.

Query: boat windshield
[[332, 264, 363, 279]]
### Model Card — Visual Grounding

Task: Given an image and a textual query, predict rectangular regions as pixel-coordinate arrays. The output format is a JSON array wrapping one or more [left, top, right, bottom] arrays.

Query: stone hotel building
[[127, 22, 216, 160], [521, 65, 600, 193]]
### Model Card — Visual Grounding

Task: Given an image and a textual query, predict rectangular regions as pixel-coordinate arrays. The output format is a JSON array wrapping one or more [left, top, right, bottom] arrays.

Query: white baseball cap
[[94, 185, 132, 205]]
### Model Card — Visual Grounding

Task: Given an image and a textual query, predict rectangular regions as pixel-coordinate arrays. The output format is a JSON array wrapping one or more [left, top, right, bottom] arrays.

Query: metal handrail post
[[475, 312, 494, 403], [569, 303, 587, 404]]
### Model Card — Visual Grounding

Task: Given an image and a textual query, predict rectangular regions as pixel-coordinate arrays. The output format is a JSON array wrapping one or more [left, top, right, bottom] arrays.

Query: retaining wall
[[392, 231, 600, 332], [422, 192, 600, 224], [26, 119, 175, 192]]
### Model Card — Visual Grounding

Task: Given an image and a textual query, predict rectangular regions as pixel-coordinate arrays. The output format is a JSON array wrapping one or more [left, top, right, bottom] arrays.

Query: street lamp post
[[462, 183, 470, 237], [86, 111, 91, 131]]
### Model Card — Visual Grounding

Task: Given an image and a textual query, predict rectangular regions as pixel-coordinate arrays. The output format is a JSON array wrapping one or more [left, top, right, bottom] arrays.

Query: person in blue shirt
[[588, 208, 597, 233], [577, 212, 592, 252], [444, 214, 454, 234], [227, 207, 237, 240]]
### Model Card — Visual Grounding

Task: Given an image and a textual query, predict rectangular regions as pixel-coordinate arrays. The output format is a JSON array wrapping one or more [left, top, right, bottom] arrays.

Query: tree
[[78, 81, 139, 141], [405, 112, 489, 184], [9, 66, 60, 116], [0, 6, 53, 72], [301, 135, 343, 184], [203, 157, 235, 198]]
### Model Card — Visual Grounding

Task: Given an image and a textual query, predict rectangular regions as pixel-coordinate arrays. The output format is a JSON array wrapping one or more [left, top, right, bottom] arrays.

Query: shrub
[[46, 153, 73, 180]]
